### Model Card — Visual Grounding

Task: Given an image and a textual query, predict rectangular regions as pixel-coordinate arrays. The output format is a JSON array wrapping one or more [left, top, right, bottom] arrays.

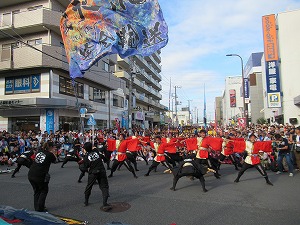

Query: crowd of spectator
[[1, 123, 300, 174]]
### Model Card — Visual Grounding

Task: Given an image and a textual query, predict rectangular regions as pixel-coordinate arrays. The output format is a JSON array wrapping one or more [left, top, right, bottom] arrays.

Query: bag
[[296, 146, 300, 153], [44, 173, 51, 183]]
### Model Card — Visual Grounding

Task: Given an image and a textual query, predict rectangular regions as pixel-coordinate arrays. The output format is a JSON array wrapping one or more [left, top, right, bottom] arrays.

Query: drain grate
[[100, 202, 131, 213]]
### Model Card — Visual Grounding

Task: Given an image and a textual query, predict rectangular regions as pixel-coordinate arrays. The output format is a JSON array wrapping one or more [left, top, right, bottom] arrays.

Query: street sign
[[87, 114, 96, 126], [238, 117, 246, 128], [80, 108, 87, 117]]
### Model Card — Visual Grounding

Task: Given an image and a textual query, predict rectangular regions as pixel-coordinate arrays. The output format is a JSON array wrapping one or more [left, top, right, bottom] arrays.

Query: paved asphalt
[[0, 161, 299, 225]]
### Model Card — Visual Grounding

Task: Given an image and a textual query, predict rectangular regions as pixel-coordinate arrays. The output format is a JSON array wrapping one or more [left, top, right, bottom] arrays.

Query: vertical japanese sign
[[229, 89, 236, 107], [46, 109, 54, 133], [5, 78, 13, 94], [244, 78, 249, 99], [262, 14, 281, 108]]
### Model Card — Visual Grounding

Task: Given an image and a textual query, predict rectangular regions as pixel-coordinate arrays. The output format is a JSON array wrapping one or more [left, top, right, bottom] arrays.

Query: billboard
[[262, 14, 281, 108], [262, 14, 279, 61], [229, 89, 236, 107]]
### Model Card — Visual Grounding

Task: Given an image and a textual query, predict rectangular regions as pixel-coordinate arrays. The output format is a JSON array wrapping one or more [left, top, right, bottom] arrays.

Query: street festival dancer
[[28, 141, 57, 212], [233, 134, 273, 185], [82, 142, 112, 211], [107, 134, 138, 179], [61, 145, 81, 168], [184, 130, 222, 178], [11, 149, 34, 178], [218, 131, 243, 171], [144, 136, 174, 176]]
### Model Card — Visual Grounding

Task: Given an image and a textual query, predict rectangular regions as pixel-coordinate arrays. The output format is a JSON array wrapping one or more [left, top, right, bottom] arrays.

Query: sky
[[158, 0, 300, 122]]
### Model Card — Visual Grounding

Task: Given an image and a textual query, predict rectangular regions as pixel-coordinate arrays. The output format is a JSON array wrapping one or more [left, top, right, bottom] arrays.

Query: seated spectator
[[0, 150, 9, 165]]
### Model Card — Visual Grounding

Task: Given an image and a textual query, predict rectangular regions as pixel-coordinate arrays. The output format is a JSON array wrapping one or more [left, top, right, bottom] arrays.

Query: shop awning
[[0, 98, 95, 111]]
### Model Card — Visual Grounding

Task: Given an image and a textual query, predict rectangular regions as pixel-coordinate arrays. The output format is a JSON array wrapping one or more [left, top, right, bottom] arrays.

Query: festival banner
[[229, 89, 236, 107], [60, 0, 168, 79]]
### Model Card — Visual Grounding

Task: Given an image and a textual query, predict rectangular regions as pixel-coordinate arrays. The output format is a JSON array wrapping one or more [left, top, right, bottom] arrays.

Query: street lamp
[[226, 54, 248, 128]]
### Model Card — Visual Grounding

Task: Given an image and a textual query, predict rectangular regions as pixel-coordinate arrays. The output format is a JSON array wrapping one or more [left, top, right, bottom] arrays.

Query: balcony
[[0, 44, 68, 71], [117, 55, 130, 70], [152, 51, 161, 63], [134, 55, 162, 81], [114, 70, 131, 80], [136, 93, 149, 105], [145, 55, 161, 72], [136, 68, 162, 91], [0, 8, 62, 36]]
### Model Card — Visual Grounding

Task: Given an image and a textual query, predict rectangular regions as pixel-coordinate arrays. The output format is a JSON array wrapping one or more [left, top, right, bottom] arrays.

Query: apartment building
[[0, 0, 128, 132], [0, 0, 166, 132], [114, 52, 166, 129]]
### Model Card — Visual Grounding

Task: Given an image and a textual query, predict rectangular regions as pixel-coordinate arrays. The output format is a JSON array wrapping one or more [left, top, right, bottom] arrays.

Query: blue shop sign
[[5, 74, 40, 94], [46, 109, 55, 133], [266, 60, 281, 93]]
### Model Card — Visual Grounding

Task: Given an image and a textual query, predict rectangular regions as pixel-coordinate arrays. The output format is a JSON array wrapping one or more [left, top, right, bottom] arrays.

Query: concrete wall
[[277, 9, 300, 125]]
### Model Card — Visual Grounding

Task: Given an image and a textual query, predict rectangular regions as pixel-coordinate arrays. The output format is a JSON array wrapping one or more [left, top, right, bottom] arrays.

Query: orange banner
[[262, 14, 278, 61]]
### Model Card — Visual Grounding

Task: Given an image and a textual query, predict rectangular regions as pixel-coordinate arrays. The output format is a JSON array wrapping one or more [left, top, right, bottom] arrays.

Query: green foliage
[[257, 117, 267, 125]]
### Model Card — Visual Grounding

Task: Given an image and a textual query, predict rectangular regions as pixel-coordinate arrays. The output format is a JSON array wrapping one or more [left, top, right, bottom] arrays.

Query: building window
[[104, 61, 110, 72], [59, 76, 84, 98], [1, 44, 11, 61], [113, 94, 124, 108], [27, 38, 42, 46], [89, 86, 106, 104], [1, 12, 11, 27]]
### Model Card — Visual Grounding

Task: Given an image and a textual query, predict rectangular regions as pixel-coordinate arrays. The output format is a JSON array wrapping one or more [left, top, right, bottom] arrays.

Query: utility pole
[[168, 77, 172, 128], [128, 57, 135, 136], [197, 108, 199, 125], [187, 100, 192, 125], [171, 95, 174, 127], [174, 85, 181, 127]]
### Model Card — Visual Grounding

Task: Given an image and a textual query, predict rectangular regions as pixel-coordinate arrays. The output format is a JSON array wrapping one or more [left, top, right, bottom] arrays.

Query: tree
[[257, 117, 267, 125]]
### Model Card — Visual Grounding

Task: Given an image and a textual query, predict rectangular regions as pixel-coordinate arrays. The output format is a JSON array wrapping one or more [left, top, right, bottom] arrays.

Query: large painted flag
[[60, 0, 168, 79]]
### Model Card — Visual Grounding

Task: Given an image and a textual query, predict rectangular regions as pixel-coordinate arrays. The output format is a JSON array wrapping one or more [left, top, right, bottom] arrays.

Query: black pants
[[137, 150, 148, 165], [126, 152, 139, 170], [12, 159, 31, 177], [28, 177, 49, 212], [61, 155, 79, 167], [109, 159, 137, 178], [166, 153, 182, 167], [145, 160, 172, 176], [235, 163, 269, 181], [195, 158, 220, 178], [219, 154, 239, 170], [104, 151, 113, 169], [84, 172, 109, 205]]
